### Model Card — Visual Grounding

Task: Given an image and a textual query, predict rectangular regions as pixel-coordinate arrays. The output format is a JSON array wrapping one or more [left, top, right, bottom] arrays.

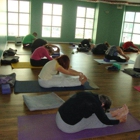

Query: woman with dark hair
[[56, 91, 129, 133], [30, 44, 54, 66], [38, 55, 87, 88]]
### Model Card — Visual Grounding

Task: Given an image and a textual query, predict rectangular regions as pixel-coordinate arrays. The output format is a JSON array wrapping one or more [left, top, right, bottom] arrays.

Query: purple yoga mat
[[18, 113, 140, 140]]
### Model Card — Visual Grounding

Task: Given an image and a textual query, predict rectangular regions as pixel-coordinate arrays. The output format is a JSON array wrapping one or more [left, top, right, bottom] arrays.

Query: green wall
[[0, 0, 7, 58], [30, 0, 96, 43], [7, 0, 140, 46]]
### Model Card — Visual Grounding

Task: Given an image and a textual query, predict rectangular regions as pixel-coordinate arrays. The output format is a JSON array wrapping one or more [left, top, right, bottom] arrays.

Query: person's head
[[44, 44, 54, 55], [99, 94, 112, 112], [56, 55, 70, 70], [33, 32, 37, 37], [88, 38, 91, 42], [104, 41, 110, 48]]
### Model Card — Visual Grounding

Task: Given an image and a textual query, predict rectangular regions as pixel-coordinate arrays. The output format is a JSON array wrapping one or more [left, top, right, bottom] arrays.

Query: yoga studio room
[[1, 0, 140, 139]]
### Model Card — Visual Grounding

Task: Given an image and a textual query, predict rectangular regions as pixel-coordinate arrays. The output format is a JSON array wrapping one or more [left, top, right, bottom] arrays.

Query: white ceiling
[[85, 0, 140, 5]]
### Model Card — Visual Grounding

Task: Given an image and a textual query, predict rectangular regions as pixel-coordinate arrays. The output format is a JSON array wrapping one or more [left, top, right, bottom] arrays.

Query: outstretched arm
[[47, 44, 60, 53], [117, 47, 129, 61], [57, 66, 83, 76], [130, 42, 140, 51], [56, 66, 87, 85]]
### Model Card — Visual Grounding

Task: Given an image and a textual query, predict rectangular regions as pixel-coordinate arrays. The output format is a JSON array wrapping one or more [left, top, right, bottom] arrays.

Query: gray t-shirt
[[105, 46, 118, 56]]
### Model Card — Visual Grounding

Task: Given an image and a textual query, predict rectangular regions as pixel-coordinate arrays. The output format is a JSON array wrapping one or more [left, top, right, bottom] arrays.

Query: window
[[42, 3, 62, 38], [8, 0, 30, 36], [75, 7, 95, 39], [121, 12, 140, 44]]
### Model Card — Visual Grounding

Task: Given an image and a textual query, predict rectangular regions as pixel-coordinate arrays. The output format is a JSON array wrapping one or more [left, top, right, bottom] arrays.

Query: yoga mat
[[18, 113, 140, 140], [134, 86, 140, 91], [94, 59, 134, 64], [122, 68, 140, 78], [14, 80, 99, 93], [16, 52, 31, 55], [11, 62, 42, 69], [23, 92, 64, 111]]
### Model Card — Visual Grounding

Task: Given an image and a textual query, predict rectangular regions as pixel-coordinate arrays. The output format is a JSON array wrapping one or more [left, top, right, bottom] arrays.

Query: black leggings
[[105, 55, 126, 62], [134, 68, 140, 72], [30, 59, 50, 66]]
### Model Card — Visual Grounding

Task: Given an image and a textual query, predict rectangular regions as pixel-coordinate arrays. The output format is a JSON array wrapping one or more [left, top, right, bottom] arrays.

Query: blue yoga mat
[[94, 59, 135, 64], [14, 80, 99, 93]]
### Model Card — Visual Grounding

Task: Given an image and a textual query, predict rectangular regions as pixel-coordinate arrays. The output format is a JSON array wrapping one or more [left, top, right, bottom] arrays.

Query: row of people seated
[[78, 39, 140, 72], [22, 33, 140, 72]]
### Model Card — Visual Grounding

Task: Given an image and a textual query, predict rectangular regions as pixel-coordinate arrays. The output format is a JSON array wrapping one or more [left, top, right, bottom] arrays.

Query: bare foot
[[114, 104, 129, 120], [111, 104, 129, 118]]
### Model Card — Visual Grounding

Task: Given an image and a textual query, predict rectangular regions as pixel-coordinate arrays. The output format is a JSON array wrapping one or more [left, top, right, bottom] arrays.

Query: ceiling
[[82, 0, 140, 6]]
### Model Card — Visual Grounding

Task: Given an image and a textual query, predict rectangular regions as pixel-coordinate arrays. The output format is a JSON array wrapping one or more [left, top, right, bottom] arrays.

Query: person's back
[[58, 92, 101, 125], [105, 46, 117, 56], [38, 59, 58, 80], [92, 43, 108, 54], [22, 32, 37, 47], [31, 46, 53, 60], [31, 38, 47, 53], [81, 39, 91, 48]]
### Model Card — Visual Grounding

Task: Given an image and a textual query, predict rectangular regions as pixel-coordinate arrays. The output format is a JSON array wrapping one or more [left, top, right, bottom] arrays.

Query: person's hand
[[126, 56, 130, 61], [79, 73, 84, 79]]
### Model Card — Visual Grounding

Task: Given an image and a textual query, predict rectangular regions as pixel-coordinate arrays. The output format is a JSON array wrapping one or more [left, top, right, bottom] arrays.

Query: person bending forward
[[38, 55, 87, 88]]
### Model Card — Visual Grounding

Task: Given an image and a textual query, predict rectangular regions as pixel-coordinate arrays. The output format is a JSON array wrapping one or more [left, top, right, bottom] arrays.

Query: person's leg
[[56, 111, 112, 133], [134, 68, 140, 72], [30, 59, 50, 66], [105, 55, 113, 60], [112, 56, 127, 62], [129, 47, 138, 52], [38, 76, 82, 88]]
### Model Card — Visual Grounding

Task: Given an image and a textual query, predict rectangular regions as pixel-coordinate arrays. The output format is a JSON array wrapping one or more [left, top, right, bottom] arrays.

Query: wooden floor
[[0, 43, 140, 140]]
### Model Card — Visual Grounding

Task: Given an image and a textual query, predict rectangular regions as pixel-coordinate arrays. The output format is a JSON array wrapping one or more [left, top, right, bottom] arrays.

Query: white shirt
[[134, 54, 140, 69], [38, 59, 59, 80]]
